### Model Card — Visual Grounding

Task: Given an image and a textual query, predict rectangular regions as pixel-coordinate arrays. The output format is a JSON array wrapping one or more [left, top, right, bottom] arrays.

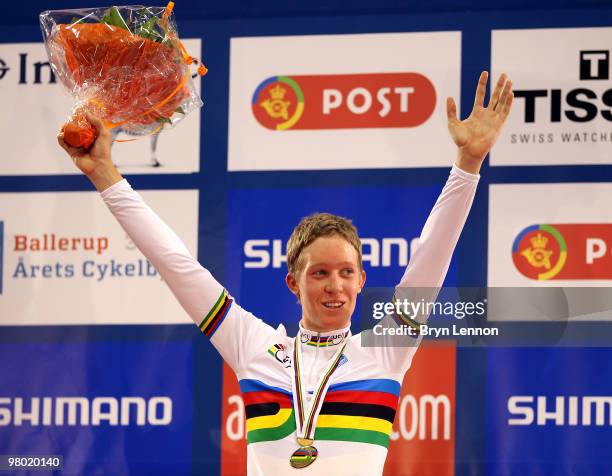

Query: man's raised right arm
[[57, 115, 274, 371], [57, 114, 222, 325], [100, 179, 227, 329]]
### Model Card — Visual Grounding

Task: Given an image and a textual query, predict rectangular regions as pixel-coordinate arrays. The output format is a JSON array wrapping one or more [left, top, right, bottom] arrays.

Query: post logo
[[512, 224, 612, 280], [512, 225, 567, 280], [252, 73, 436, 130], [252, 76, 304, 130]]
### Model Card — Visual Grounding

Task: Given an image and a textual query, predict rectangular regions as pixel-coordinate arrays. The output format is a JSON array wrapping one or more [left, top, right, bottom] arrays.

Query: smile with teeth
[[323, 302, 344, 308]]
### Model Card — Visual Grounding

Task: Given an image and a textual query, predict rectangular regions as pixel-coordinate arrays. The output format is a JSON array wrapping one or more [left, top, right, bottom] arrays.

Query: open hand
[[447, 71, 513, 173]]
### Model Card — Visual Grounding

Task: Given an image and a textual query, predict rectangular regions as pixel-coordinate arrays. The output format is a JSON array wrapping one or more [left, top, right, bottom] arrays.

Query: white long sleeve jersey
[[101, 165, 479, 476]]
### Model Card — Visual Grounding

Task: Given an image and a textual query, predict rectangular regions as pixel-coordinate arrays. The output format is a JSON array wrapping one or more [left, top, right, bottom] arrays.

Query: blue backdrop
[[1, 1, 612, 475]]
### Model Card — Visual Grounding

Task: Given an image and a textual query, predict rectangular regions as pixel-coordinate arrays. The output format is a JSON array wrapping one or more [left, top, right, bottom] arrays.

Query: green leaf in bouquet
[[133, 16, 164, 42], [175, 106, 185, 115], [101, 6, 131, 32], [156, 116, 173, 125]]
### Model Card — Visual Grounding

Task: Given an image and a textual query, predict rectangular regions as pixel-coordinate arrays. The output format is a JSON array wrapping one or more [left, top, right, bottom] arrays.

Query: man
[[58, 71, 513, 475]]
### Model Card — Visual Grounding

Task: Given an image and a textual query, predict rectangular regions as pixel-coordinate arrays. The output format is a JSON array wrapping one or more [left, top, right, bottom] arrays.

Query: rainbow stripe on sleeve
[[392, 293, 422, 335], [199, 290, 233, 337], [240, 378, 400, 448]]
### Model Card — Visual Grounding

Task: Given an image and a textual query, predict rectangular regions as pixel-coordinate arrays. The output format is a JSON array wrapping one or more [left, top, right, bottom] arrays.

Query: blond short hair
[[286, 212, 362, 275]]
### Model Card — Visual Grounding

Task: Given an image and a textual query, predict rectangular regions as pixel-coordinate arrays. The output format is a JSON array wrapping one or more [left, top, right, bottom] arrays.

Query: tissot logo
[[252, 73, 436, 130], [580, 50, 610, 80], [491, 28, 612, 165], [514, 50, 612, 124]]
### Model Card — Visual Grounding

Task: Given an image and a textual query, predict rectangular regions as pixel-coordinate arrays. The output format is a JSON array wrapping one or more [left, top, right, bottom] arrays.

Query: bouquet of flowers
[[40, 2, 206, 149]]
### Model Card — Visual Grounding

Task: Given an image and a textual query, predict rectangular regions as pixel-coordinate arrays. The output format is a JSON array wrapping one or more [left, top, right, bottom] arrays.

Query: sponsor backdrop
[[486, 348, 612, 473], [228, 32, 461, 170], [489, 183, 612, 286], [1, 1, 612, 475], [0, 340, 194, 475], [0, 190, 198, 325], [491, 28, 612, 166], [0, 40, 202, 175]]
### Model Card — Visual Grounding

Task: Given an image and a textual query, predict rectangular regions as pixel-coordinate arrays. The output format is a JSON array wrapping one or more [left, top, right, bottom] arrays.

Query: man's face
[[286, 235, 366, 333]]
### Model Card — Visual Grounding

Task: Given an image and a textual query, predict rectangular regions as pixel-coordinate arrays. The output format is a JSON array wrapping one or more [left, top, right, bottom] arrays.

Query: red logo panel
[[252, 73, 436, 130], [221, 363, 246, 476], [384, 343, 456, 476], [513, 224, 612, 280]]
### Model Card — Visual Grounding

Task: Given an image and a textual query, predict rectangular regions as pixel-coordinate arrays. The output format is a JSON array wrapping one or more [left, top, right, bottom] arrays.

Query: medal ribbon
[[291, 333, 348, 443]]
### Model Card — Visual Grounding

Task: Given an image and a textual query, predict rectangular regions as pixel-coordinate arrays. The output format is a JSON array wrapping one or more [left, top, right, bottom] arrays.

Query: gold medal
[[290, 332, 348, 470], [289, 445, 318, 469]]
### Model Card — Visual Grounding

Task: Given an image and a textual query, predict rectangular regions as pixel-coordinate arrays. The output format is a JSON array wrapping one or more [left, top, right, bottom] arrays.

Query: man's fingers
[[56, 133, 74, 154], [496, 79, 512, 112], [499, 83, 514, 119], [57, 133, 69, 152], [84, 112, 103, 128], [496, 80, 512, 113], [84, 112, 111, 139], [57, 133, 87, 159], [473, 71, 488, 109], [447, 97, 459, 123], [489, 73, 507, 110]]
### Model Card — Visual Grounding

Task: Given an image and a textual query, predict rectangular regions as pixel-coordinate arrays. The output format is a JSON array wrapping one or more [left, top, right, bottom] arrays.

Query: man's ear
[[286, 273, 299, 296], [358, 269, 367, 293]]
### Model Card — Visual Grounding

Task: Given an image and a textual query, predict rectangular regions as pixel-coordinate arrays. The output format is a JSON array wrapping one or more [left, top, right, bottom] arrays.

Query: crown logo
[[269, 84, 287, 100], [520, 232, 554, 270], [260, 83, 291, 120], [530, 233, 548, 249]]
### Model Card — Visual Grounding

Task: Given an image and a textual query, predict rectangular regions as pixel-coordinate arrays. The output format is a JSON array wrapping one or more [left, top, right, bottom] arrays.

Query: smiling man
[[285, 218, 366, 332], [58, 71, 513, 475]]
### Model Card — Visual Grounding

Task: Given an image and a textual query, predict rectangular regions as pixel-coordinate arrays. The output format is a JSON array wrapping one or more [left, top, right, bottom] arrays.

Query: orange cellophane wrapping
[[55, 24, 188, 148], [61, 112, 97, 149], [40, 6, 202, 150]]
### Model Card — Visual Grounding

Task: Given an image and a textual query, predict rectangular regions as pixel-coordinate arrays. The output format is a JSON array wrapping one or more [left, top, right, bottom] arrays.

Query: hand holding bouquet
[[40, 3, 206, 149]]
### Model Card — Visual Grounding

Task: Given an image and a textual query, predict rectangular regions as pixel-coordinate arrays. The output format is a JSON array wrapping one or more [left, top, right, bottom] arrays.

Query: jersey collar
[[298, 322, 351, 348]]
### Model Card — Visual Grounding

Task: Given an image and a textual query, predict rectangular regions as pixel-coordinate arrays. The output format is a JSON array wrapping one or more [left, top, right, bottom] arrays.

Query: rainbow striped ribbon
[[291, 332, 348, 444]]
